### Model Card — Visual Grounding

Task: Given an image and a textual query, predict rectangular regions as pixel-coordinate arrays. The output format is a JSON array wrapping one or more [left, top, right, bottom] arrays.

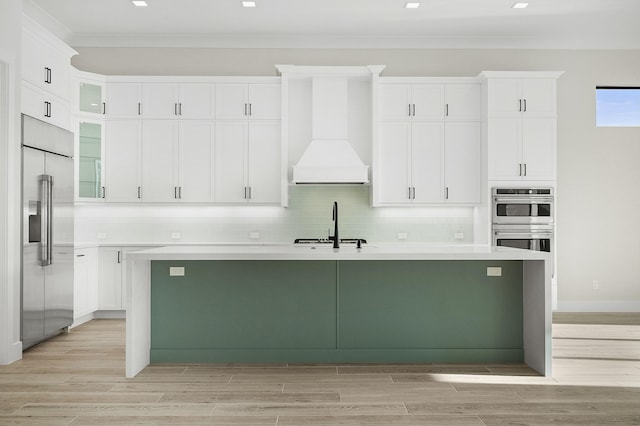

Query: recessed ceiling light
[[512, 2, 529, 8], [405, 2, 421, 8], [131, 0, 148, 7], [242, 1, 256, 7]]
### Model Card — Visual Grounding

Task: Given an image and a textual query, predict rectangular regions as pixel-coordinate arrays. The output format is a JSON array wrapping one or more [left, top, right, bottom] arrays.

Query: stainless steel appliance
[[492, 187, 553, 225], [21, 114, 74, 350], [491, 187, 554, 254]]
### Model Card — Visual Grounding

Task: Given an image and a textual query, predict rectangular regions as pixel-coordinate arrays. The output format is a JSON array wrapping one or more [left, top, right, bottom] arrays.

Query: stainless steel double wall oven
[[492, 188, 554, 253]]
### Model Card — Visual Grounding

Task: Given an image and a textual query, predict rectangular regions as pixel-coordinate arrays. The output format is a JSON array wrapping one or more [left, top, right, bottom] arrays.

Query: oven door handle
[[493, 197, 554, 203], [494, 231, 553, 238]]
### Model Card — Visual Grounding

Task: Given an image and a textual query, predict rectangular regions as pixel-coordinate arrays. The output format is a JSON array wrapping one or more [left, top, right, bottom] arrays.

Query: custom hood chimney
[[292, 77, 369, 184]]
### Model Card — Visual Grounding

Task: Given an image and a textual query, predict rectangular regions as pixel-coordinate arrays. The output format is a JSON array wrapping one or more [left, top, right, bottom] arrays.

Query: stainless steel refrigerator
[[21, 114, 74, 350]]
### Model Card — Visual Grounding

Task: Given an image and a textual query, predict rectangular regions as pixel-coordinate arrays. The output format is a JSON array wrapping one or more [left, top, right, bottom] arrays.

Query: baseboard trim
[[557, 300, 640, 312], [93, 310, 126, 319], [71, 312, 96, 329]]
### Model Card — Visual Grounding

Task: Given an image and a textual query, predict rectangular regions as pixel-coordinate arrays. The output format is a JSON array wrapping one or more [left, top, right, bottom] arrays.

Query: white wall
[[0, 0, 23, 364], [71, 47, 640, 312]]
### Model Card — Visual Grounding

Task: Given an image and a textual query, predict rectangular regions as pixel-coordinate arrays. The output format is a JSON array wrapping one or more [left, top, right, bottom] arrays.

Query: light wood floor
[[1, 314, 639, 425]]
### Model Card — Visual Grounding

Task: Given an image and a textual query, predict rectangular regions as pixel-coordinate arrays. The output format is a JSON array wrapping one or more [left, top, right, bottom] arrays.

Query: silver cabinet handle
[[248, 186, 252, 200], [44, 67, 52, 84], [76, 254, 85, 258], [523, 163, 527, 176], [117, 250, 121, 264], [174, 187, 178, 199], [137, 186, 142, 199], [179, 186, 182, 199], [174, 103, 178, 116], [445, 104, 449, 117], [519, 99, 522, 112], [408, 187, 412, 200], [44, 101, 52, 118], [412, 104, 416, 117], [179, 103, 182, 115], [411, 187, 416, 200], [244, 186, 247, 199], [408, 104, 411, 117], [244, 103, 248, 116], [102, 102, 106, 114], [138, 103, 141, 115], [102, 186, 106, 199], [518, 163, 522, 176], [445, 187, 449, 200], [249, 103, 252, 116], [523, 99, 527, 112]]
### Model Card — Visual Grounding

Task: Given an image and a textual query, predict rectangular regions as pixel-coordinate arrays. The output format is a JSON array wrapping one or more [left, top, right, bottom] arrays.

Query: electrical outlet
[[169, 266, 185, 277], [170, 232, 181, 239], [487, 267, 502, 277], [454, 232, 464, 240], [593, 280, 599, 290], [249, 232, 260, 239], [97, 233, 108, 240], [397, 232, 408, 240]]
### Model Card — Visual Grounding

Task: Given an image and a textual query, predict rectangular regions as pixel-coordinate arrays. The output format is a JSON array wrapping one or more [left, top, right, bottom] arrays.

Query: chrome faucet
[[331, 201, 339, 249]]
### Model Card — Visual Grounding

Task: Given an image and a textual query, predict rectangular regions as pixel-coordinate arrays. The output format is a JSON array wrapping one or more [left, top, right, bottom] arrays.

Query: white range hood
[[292, 77, 369, 184]]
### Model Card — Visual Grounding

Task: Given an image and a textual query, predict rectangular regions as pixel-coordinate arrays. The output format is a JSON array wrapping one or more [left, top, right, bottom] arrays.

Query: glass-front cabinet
[[76, 119, 105, 201], [79, 81, 105, 115]]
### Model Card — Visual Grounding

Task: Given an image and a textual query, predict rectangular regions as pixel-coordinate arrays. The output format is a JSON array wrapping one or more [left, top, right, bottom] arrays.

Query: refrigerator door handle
[[40, 174, 53, 266]]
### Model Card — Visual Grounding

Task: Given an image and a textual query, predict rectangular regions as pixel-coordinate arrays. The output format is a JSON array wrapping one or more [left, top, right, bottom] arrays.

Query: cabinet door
[[179, 84, 214, 119], [22, 28, 71, 101], [522, 117, 556, 180], [79, 81, 105, 115], [216, 84, 249, 120], [379, 84, 412, 121], [521, 79, 556, 117], [215, 121, 248, 202], [411, 122, 444, 203], [77, 120, 105, 200], [378, 122, 411, 204], [444, 122, 481, 203], [106, 83, 142, 118], [487, 79, 522, 117], [74, 249, 90, 319], [98, 247, 122, 310], [21, 29, 47, 90], [105, 120, 142, 202], [142, 120, 179, 202], [248, 121, 281, 203], [142, 83, 179, 119], [487, 117, 522, 180], [412, 84, 445, 121], [445, 84, 481, 121], [179, 121, 214, 202], [22, 82, 70, 130], [248, 84, 281, 120]]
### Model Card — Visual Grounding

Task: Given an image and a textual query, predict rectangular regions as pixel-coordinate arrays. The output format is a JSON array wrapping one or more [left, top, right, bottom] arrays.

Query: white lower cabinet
[[377, 121, 480, 205], [215, 121, 280, 203], [98, 246, 151, 311], [73, 247, 99, 322]]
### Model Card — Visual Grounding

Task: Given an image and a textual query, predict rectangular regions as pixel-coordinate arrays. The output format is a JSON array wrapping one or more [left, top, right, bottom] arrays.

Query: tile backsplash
[[75, 186, 475, 244]]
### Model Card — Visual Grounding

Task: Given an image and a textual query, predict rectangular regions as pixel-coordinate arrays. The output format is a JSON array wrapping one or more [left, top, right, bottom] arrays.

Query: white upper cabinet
[[104, 120, 142, 202], [377, 122, 411, 204], [483, 72, 561, 181], [444, 122, 481, 203], [140, 120, 214, 202], [215, 120, 280, 204], [444, 84, 481, 121], [21, 18, 74, 102], [410, 122, 444, 203], [380, 82, 479, 122], [216, 83, 281, 120], [106, 83, 142, 118], [22, 81, 70, 130], [141, 120, 180, 202], [487, 78, 557, 117], [142, 83, 214, 119]]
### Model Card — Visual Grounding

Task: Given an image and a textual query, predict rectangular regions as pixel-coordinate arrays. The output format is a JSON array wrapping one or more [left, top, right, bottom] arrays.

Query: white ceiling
[[26, 0, 640, 49]]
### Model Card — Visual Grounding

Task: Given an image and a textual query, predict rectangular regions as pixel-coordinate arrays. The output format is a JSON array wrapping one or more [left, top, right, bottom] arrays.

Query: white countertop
[[126, 243, 550, 261]]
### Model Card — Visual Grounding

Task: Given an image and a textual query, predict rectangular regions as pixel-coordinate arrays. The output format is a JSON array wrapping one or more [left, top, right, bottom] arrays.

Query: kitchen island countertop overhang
[[125, 244, 551, 378]]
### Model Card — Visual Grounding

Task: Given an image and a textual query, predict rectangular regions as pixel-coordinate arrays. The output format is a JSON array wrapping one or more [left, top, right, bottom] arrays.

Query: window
[[596, 87, 640, 127]]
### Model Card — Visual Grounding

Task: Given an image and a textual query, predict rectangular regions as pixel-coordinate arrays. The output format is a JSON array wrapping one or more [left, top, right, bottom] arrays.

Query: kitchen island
[[125, 244, 551, 378]]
